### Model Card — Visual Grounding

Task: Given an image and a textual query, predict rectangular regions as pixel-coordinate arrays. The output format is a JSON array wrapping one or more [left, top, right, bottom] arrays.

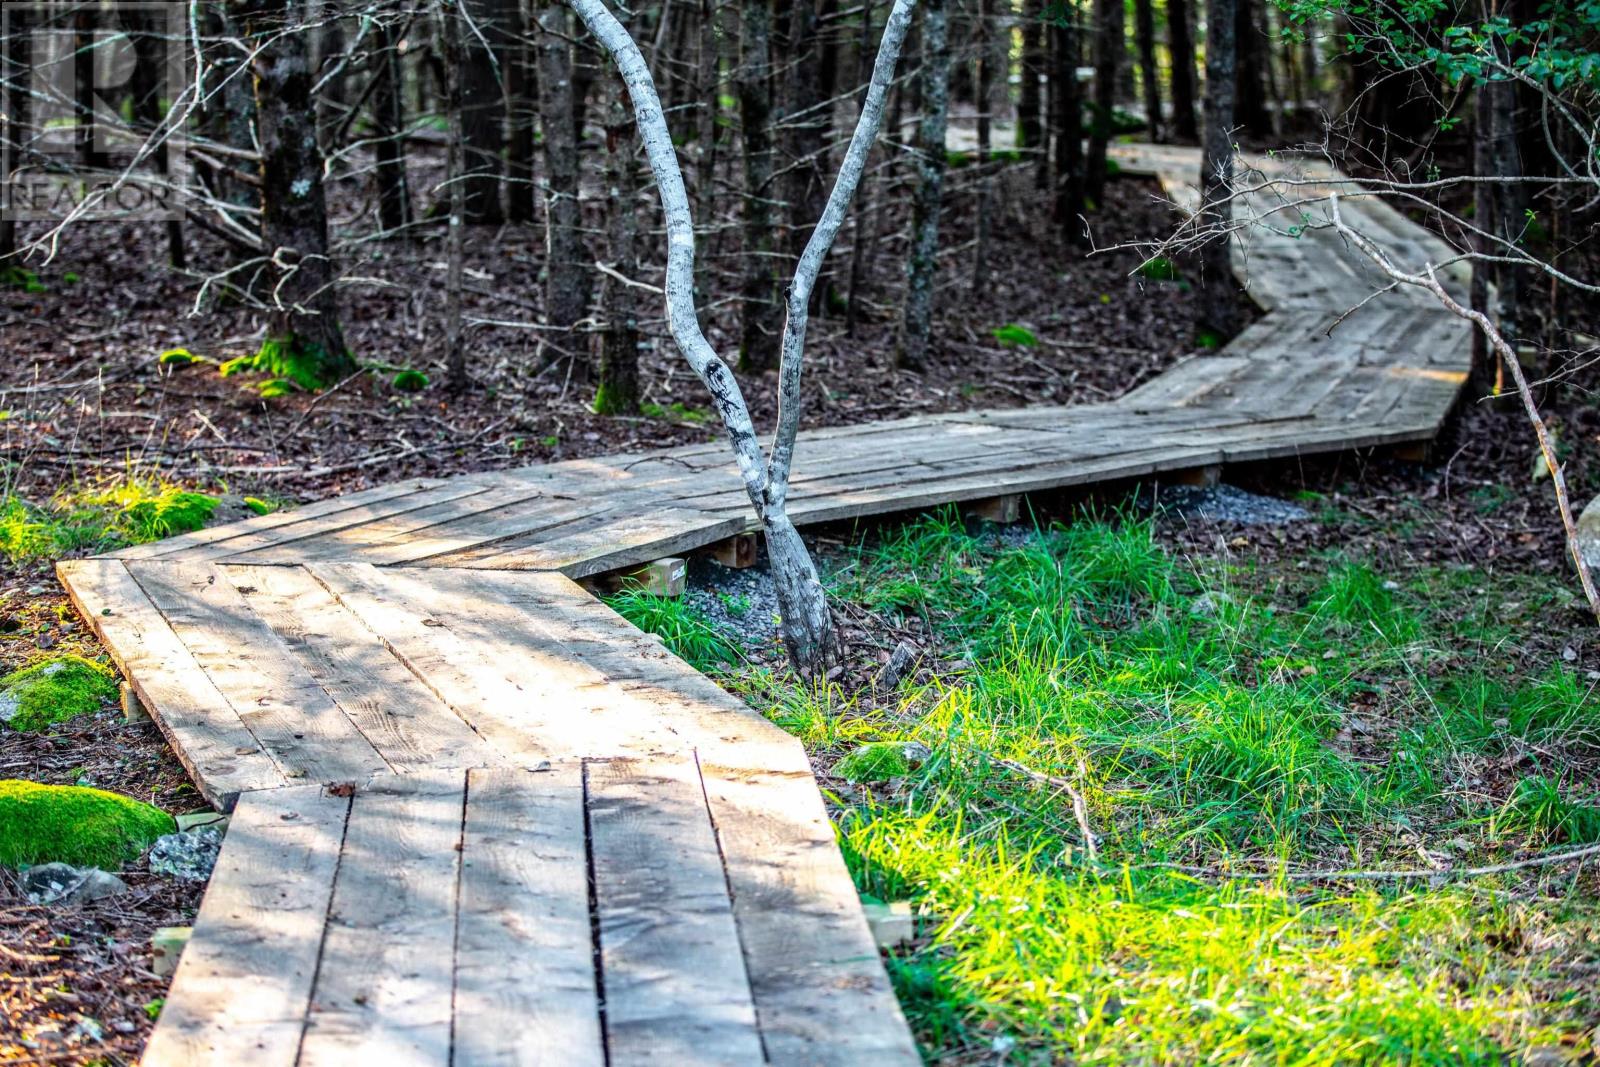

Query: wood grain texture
[[141, 785, 349, 1067]]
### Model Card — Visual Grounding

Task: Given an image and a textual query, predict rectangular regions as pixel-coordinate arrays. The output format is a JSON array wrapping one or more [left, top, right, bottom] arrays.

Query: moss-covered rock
[[0, 780, 174, 870], [0, 654, 119, 731]]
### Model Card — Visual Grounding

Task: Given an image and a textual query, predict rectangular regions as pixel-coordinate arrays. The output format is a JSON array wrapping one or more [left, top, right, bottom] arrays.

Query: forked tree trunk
[[234, 0, 355, 385], [1167, 0, 1199, 141], [1197, 0, 1240, 341], [896, 0, 948, 370], [567, 0, 915, 677]]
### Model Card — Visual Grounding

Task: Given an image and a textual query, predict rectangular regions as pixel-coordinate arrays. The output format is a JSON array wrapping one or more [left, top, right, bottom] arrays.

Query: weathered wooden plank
[[128, 561, 391, 785], [701, 756, 922, 1066], [304, 562, 560, 765], [107, 480, 449, 561], [220, 565, 504, 772], [298, 770, 466, 1067], [453, 765, 605, 1067], [141, 784, 350, 1067], [587, 757, 765, 1066], [55, 559, 284, 809]]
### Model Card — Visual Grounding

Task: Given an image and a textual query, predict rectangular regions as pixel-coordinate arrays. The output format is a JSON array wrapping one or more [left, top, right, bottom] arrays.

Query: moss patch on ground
[[0, 654, 119, 731], [0, 780, 174, 869]]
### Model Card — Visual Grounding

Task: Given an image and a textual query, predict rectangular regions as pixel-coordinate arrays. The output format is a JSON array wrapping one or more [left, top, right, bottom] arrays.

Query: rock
[[147, 827, 223, 883], [1577, 495, 1600, 574], [0, 654, 119, 732], [1189, 591, 1234, 618], [877, 641, 919, 689], [1149, 484, 1311, 526], [22, 862, 129, 905]]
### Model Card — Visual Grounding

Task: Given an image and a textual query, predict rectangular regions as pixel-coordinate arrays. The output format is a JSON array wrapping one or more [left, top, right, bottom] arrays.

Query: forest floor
[[2, 159, 1598, 1063]]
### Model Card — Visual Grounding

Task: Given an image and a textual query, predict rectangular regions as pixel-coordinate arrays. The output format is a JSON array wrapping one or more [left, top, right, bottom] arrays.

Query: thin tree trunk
[[780, 0, 830, 298], [595, 28, 642, 414], [372, 11, 413, 234], [1133, 0, 1161, 141], [737, 0, 781, 370], [506, 0, 538, 223], [1197, 0, 1240, 341], [1469, 82, 1493, 391], [234, 0, 355, 386], [845, 0, 881, 333], [1085, 0, 1123, 205], [1019, 0, 1046, 186], [459, 0, 506, 222], [972, 0, 993, 287], [1050, 7, 1083, 233], [896, 0, 948, 369], [1167, 0, 1198, 140], [539, 4, 588, 339], [1233, 0, 1270, 137], [1486, 57, 1530, 363], [439, 0, 469, 390]]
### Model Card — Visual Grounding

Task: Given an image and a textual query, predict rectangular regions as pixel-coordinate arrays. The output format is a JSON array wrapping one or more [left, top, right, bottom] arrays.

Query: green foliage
[[391, 368, 429, 393], [0, 479, 218, 564], [835, 742, 914, 782], [1135, 256, 1180, 281], [2, 265, 47, 293], [1196, 327, 1224, 349], [256, 377, 298, 398], [243, 496, 280, 516], [592, 380, 639, 416], [641, 401, 710, 424], [224, 334, 354, 391], [0, 780, 173, 870], [606, 590, 738, 672], [0, 654, 119, 732], [801, 512, 1600, 1058], [991, 323, 1039, 348], [157, 347, 203, 366]]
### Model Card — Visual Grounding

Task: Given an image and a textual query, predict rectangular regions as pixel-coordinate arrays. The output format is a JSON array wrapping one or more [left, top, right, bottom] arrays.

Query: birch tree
[[566, 0, 917, 676]]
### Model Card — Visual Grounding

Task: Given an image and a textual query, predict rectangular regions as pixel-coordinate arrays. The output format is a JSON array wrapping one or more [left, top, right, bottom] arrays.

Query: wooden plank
[[586, 757, 765, 1066], [141, 784, 350, 1067], [56, 559, 284, 809], [220, 565, 504, 772], [128, 561, 391, 785], [453, 765, 605, 1067], [304, 562, 561, 765], [298, 770, 466, 1067], [107, 479, 449, 561], [700, 756, 922, 1066]]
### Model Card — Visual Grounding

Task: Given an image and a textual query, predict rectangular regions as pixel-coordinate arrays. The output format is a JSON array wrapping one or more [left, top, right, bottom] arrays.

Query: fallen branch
[[994, 757, 1099, 862], [1147, 840, 1600, 883]]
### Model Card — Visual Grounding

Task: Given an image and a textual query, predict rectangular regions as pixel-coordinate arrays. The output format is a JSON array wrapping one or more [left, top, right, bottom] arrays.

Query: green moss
[[391, 368, 429, 393], [835, 742, 913, 782], [0, 780, 174, 869], [0, 654, 119, 731], [592, 379, 639, 416], [223, 334, 357, 391]]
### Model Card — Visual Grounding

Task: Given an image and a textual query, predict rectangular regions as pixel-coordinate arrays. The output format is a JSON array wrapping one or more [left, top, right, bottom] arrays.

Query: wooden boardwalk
[[56, 146, 1472, 1066]]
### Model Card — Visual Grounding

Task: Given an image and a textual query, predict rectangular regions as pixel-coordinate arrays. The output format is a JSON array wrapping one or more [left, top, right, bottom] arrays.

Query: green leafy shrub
[[1135, 256, 1180, 281], [0, 780, 173, 869], [992, 323, 1039, 348], [0, 479, 219, 564], [606, 590, 738, 671], [835, 742, 914, 782], [1495, 776, 1600, 844], [0, 655, 119, 731], [392, 368, 429, 393]]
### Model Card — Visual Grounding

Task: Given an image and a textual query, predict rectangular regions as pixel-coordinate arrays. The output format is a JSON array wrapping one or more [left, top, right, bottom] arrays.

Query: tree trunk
[[780, 0, 829, 288], [1166, 0, 1198, 141], [1486, 65, 1531, 363], [371, 12, 413, 234], [1019, 0, 1046, 187], [459, 0, 506, 223], [737, 0, 781, 371], [1133, 0, 1161, 141], [539, 5, 588, 337], [1469, 81, 1494, 392], [506, 0, 538, 224], [762, 510, 839, 678], [1050, 8, 1083, 233], [1197, 0, 1240, 341], [440, 0, 469, 390], [235, 0, 356, 387], [1085, 0, 1122, 205], [895, 0, 948, 370], [595, 79, 643, 414], [971, 0, 993, 288], [1233, 0, 1270, 137]]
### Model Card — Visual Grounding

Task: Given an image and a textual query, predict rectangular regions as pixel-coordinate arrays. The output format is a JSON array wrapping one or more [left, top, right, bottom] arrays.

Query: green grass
[[763, 509, 1600, 1061], [606, 589, 739, 673], [0, 780, 174, 870], [0, 654, 119, 731], [0, 477, 218, 564]]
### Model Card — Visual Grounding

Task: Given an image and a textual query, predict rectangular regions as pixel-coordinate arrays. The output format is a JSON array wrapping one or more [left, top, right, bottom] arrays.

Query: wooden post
[[1392, 441, 1433, 464], [861, 900, 914, 947], [121, 682, 149, 723], [151, 926, 192, 977], [1171, 465, 1222, 487], [966, 494, 1021, 523], [627, 557, 688, 597], [708, 533, 758, 569]]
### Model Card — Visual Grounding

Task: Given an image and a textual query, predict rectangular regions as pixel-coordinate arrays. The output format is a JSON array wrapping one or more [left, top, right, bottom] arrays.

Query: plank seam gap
[[446, 768, 470, 1067], [291, 788, 355, 1066], [581, 759, 613, 1067]]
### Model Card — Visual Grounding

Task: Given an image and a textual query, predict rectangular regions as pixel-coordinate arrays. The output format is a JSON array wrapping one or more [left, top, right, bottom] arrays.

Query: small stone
[[22, 862, 129, 905], [1382, 580, 1401, 592], [877, 641, 919, 689], [1577, 495, 1600, 573], [25, 585, 45, 596], [147, 827, 223, 883], [1563, 646, 1578, 662], [1587, 671, 1600, 682]]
